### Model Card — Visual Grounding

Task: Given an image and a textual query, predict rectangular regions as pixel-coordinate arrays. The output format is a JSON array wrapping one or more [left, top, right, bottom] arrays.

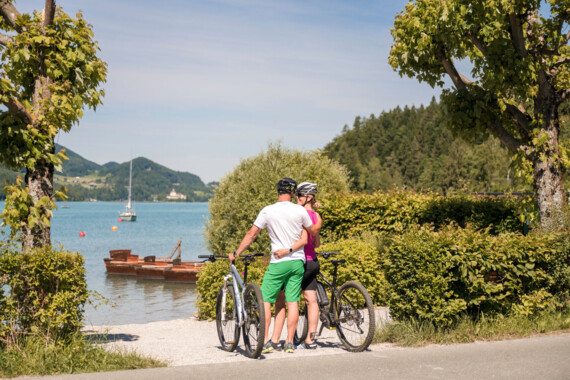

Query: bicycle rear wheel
[[242, 283, 265, 358], [334, 281, 375, 352], [216, 284, 240, 352], [293, 304, 308, 346]]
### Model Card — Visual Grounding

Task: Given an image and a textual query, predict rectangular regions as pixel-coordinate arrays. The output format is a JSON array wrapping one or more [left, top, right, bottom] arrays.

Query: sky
[[16, 0, 439, 183]]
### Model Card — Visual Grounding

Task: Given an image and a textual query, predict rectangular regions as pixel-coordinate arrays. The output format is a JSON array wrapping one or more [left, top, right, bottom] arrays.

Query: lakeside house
[[166, 188, 187, 200]]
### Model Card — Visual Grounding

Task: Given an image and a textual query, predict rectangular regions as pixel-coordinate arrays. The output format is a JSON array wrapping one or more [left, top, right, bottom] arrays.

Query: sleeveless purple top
[[304, 210, 318, 261]]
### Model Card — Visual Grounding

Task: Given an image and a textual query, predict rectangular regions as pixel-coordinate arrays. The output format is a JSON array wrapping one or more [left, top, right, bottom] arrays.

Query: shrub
[[320, 190, 524, 241], [384, 226, 569, 326], [205, 143, 350, 254], [0, 244, 88, 345], [317, 238, 387, 305]]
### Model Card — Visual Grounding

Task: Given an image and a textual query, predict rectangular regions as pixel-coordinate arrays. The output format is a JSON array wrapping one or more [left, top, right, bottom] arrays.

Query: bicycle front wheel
[[242, 283, 265, 358], [334, 281, 375, 352], [293, 304, 308, 346], [216, 284, 240, 352]]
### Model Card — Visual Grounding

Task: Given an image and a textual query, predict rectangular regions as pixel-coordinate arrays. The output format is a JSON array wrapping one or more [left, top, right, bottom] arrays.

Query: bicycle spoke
[[241, 283, 265, 358], [335, 281, 375, 352], [216, 285, 240, 351]]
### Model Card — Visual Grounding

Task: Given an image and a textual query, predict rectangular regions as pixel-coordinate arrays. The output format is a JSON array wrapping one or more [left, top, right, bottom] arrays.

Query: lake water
[[13, 202, 212, 326]]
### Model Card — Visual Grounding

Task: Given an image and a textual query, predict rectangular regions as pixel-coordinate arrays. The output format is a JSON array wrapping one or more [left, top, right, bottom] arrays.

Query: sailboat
[[119, 160, 137, 222]]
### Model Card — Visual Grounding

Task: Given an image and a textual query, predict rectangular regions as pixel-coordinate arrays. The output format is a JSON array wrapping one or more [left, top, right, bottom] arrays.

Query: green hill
[[1, 145, 213, 202]]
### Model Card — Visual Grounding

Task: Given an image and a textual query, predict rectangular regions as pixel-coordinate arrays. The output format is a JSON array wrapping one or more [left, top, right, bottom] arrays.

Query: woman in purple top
[[295, 182, 322, 349]]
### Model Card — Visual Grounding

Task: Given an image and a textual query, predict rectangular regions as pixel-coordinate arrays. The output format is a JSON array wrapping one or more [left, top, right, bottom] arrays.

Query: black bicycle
[[198, 253, 265, 359], [294, 251, 375, 352]]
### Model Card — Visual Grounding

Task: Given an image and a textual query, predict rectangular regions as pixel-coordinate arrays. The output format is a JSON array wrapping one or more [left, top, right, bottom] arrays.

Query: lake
[[14, 201, 212, 326]]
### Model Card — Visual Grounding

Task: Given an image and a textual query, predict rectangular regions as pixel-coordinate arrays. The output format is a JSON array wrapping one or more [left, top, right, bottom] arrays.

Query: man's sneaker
[[296, 341, 317, 350], [262, 340, 282, 354], [284, 342, 295, 353]]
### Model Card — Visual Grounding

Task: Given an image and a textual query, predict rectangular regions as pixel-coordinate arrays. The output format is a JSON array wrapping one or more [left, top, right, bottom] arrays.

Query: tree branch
[[467, 32, 488, 59], [489, 120, 525, 155], [2, 97, 34, 125], [0, 32, 12, 46], [505, 103, 532, 136], [437, 48, 472, 90], [509, 14, 528, 57], [0, 0, 22, 32], [41, 0, 56, 30]]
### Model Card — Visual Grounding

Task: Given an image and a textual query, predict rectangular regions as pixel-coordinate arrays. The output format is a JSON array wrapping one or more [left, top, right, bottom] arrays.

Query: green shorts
[[261, 260, 304, 303]]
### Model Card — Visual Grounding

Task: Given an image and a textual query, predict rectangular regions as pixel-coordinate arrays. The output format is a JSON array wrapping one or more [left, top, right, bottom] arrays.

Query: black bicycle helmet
[[276, 177, 297, 194], [296, 182, 318, 196]]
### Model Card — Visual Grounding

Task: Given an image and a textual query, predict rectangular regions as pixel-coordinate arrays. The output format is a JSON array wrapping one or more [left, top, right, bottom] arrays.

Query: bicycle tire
[[216, 284, 240, 352], [293, 304, 308, 346], [334, 281, 375, 352], [242, 283, 265, 358]]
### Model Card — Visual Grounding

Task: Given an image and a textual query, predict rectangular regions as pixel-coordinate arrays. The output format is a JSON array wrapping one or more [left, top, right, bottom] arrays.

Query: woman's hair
[[308, 195, 321, 210]]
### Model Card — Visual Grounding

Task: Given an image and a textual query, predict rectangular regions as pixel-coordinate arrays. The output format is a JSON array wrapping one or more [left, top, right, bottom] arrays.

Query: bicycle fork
[[221, 273, 244, 327]]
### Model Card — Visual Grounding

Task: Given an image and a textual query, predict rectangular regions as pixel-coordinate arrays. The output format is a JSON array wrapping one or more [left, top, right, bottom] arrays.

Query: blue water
[[5, 202, 212, 326]]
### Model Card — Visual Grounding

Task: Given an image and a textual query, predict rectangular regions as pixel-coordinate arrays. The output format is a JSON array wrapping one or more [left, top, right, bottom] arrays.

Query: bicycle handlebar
[[317, 251, 341, 259], [198, 252, 265, 263]]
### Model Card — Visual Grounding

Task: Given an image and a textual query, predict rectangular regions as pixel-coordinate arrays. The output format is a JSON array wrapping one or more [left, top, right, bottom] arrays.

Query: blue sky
[[17, 0, 439, 183]]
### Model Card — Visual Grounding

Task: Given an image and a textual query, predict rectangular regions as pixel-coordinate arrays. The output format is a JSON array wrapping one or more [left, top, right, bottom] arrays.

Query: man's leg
[[271, 291, 286, 344], [264, 301, 272, 344], [285, 301, 299, 343]]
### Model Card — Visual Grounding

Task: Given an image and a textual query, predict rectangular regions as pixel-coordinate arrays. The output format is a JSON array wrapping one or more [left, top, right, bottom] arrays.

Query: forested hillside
[[0, 146, 213, 202], [324, 99, 569, 194]]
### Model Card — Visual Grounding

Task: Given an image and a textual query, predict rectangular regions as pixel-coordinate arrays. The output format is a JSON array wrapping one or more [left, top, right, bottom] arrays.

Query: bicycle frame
[[221, 264, 246, 325]]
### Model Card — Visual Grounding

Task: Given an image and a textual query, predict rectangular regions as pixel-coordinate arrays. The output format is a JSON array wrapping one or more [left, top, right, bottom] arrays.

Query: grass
[[373, 309, 570, 347], [0, 333, 165, 378]]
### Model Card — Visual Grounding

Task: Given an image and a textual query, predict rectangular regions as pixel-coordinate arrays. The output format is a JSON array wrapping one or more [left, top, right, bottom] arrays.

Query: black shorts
[[301, 259, 320, 291]]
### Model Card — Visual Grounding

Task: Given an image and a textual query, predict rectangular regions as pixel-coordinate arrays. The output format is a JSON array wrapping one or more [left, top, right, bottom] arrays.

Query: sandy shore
[[82, 308, 394, 366]]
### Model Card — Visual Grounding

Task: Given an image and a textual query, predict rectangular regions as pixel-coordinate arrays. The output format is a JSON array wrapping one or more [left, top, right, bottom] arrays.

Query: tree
[[205, 143, 350, 255], [0, 1, 106, 250], [389, 0, 569, 228]]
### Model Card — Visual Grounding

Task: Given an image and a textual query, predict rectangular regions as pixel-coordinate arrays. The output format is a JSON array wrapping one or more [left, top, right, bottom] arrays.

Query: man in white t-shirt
[[229, 177, 317, 354]]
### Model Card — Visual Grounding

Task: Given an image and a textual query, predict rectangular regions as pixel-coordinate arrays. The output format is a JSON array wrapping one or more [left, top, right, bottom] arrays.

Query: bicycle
[[198, 253, 265, 358], [294, 251, 375, 352]]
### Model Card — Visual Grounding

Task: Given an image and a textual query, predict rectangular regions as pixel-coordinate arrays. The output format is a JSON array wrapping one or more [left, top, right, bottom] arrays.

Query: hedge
[[0, 244, 88, 345], [384, 226, 570, 326], [319, 190, 524, 241]]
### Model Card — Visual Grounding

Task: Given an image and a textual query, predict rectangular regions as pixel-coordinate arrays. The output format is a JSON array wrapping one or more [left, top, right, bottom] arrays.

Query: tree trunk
[[532, 97, 567, 229], [22, 144, 54, 251]]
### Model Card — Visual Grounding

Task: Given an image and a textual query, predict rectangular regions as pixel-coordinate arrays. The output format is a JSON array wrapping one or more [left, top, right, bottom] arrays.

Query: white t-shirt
[[253, 201, 313, 264]]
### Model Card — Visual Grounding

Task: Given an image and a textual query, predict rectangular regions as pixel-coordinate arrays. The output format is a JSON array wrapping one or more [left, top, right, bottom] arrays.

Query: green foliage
[[0, 332, 164, 377], [318, 239, 387, 305], [0, 4, 107, 245], [374, 309, 570, 347], [196, 256, 268, 320], [320, 190, 523, 241], [0, 243, 88, 345], [389, 0, 569, 228], [206, 143, 350, 254], [384, 226, 570, 327]]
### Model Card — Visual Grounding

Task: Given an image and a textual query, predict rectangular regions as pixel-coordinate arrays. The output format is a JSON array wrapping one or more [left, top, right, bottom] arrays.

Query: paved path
[[23, 333, 570, 380]]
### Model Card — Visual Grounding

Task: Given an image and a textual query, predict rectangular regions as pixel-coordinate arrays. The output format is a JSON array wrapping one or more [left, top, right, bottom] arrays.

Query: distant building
[[166, 188, 187, 200]]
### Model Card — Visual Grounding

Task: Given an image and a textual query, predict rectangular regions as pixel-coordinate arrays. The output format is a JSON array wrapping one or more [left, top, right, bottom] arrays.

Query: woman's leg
[[303, 289, 319, 344]]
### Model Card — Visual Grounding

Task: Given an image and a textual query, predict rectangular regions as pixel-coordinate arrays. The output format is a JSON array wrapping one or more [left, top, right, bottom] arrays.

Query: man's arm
[[273, 229, 308, 259], [229, 225, 261, 261]]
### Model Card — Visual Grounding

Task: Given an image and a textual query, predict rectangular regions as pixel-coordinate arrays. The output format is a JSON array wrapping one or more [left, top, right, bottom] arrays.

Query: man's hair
[[276, 177, 297, 195]]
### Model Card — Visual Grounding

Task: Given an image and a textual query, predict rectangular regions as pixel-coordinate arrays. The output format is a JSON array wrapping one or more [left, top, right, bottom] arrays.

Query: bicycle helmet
[[296, 182, 318, 196], [276, 177, 297, 194]]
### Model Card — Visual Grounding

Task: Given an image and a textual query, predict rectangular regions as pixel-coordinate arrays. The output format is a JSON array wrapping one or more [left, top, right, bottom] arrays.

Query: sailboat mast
[[127, 160, 133, 208]]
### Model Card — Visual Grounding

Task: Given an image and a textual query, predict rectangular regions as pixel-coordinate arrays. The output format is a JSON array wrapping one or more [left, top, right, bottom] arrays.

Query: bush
[[384, 226, 570, 326], [320, 190, 524, 241], [317, 238, 387, 305], [205, 143, 350, 254], [0, 244, 88, 345]]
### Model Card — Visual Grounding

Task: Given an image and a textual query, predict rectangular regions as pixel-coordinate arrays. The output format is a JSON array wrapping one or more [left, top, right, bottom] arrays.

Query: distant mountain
[[0, 145, 213, 202]]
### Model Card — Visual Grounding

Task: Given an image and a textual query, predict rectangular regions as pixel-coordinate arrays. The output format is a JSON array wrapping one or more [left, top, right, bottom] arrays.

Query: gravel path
[[82, 308, 394, 366]]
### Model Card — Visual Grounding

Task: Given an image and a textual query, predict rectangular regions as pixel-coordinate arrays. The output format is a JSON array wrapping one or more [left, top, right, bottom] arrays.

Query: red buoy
[[118, 218, 123, 222], [79, 231, 85, 237]]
